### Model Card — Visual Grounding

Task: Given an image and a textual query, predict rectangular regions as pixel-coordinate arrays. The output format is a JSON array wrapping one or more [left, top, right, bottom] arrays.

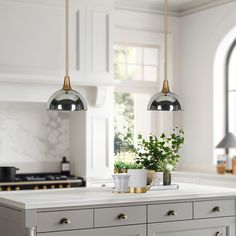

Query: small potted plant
[[127, 163, 147, 193], [113, 161, 130, 193], [135, 128, 184, 186]]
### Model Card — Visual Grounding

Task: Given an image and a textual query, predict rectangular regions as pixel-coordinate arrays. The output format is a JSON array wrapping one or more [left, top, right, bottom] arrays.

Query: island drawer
[[194, 199, 235, 219], [37, 209, 93, 233], [148, 202, 193, 223], [94, 205, 146, 227]]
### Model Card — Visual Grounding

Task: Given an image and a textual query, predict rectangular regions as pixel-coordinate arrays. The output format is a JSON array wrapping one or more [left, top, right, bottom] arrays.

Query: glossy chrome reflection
[[147, 91, 181, 111], [47, 76, 87, 111], [47, 89, 87, 112]]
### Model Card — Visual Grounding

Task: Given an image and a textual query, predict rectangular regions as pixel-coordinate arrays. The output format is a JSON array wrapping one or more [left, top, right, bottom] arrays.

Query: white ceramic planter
[[127, 169, 147, 193], [112, 174, 130, 193]]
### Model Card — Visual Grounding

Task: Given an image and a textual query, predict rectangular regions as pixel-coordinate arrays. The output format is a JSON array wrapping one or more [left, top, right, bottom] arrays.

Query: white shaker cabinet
[[148, 217, 235, 236], [85, 0, 113, 83], [0, 0, 113, 88]]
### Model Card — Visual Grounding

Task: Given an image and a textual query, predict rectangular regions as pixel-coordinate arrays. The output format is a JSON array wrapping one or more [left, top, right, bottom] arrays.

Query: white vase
[[127, 169, 147, 193], [112, 173, 130, 193]]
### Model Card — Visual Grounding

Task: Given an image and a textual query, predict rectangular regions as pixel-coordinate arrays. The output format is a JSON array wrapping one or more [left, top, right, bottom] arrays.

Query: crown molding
[[114, 0, 179, 17], [180, 0, 235, 16], [114, 0, 235, 17]]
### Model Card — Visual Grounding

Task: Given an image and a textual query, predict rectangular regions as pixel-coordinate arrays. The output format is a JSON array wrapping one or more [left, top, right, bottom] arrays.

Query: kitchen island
[[0, 183, 236, 236]]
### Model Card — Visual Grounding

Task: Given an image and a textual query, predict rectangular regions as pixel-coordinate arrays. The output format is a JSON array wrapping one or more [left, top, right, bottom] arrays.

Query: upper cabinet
[[85, 0, 113, 83], [0, 0, 113, 86]]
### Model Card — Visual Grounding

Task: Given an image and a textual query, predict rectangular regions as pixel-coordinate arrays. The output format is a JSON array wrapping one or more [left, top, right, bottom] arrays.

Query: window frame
[[225, 39, 236, 154], [114, 43, 161, 83]]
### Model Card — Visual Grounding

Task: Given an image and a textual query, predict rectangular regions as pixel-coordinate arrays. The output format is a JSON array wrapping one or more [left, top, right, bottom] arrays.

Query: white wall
[[179, 1, 236, 172]]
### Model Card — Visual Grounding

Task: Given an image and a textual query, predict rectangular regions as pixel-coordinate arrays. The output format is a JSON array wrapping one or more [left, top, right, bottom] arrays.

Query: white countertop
[[0, 183, 236, 210]]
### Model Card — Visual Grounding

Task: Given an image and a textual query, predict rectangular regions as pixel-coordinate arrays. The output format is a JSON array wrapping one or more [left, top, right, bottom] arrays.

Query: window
[[227, 40, 236, 156], [114, 44, 159, 162], [114, 92, 135, 162], [114, 45, 159, 82]]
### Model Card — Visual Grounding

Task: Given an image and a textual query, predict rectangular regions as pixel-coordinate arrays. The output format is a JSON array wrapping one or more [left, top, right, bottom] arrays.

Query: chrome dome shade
[[47, 89, 87, 111], [147, 91, 181, 111]]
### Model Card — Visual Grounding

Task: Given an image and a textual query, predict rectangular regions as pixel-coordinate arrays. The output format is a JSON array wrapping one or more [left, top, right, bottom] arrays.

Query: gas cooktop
[[0, 172, 86, 191]]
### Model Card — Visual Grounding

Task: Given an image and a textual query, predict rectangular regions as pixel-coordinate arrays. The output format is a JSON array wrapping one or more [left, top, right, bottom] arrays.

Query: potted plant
[[127, 163, 147, 193], [135, 128, 184, 186], [113, 161, 130, 193]]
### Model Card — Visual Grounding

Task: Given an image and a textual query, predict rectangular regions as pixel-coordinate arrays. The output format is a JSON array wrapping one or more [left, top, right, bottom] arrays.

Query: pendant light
[[47, 0, 87, 111], [147, 0, 181, 111]]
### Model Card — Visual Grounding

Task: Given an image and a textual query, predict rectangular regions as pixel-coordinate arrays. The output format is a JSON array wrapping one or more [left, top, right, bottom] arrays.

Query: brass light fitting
[[47, 0, 87, 111], [147, 0, 182, 111]]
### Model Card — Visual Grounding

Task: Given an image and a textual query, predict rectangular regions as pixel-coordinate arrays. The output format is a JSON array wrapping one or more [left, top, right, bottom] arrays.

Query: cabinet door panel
[[38, 224, 146, 236], [148, 217, 235, 236], [149, 227, 226, 236]]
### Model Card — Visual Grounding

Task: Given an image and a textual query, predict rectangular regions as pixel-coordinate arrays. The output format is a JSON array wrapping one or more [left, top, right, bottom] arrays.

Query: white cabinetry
[[0, 0, 114, 101], [85, 0, 113, 82]]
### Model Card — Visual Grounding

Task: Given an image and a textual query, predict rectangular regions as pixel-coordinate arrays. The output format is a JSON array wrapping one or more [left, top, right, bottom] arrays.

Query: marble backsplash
[[0, 102, 69, 172]]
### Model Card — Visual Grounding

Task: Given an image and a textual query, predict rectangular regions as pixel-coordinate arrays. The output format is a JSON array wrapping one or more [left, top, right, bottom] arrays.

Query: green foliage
[[114, 161, 143, 173], [127, 162, 143, 170], [114, 92, 135, 155], [135, 128, 184, 172], [114, 161, 129, 173]]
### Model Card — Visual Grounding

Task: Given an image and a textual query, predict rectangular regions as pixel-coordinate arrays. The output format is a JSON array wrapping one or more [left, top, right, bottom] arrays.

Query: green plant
[[135, 128, 184, 172], [127, 162, 143, 170], [114, 161, 129, 173], [114, 161, 143, 173]]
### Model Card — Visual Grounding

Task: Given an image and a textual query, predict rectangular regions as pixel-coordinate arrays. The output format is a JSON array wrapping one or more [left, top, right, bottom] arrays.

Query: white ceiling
[[115, 0, 235, 16]]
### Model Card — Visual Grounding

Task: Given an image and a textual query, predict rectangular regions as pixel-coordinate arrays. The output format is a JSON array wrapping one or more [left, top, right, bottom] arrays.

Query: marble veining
[[0, 102, 69, 164]]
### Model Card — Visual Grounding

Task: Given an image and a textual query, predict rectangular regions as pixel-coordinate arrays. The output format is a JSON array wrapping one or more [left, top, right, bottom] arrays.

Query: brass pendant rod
[[164, 0, 168, 82], [63, 0, 72, 91], [65, 0, 69, 77], [162, 0, 170, 93]]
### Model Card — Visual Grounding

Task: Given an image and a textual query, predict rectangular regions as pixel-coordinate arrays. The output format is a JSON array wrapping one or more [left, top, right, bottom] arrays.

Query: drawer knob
[[213, 206, 222, 212], [117, 213, 128, 220], [59, 218, 71, 225], [167, 210, 177, 216], [216, 232, 223, 236]]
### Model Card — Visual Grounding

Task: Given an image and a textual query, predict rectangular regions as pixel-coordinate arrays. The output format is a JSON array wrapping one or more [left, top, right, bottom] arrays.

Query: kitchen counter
[[1, 183, 236, 236], [0, 183, 236, 210]]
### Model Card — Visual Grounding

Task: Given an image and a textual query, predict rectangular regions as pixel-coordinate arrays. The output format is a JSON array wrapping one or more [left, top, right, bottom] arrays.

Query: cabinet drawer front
[[37, 209, 93, 233], [38, 224, 146, 236], [194, 199, 235, 219], [148, 202, 192, 223], [94, 205, 146, 227]]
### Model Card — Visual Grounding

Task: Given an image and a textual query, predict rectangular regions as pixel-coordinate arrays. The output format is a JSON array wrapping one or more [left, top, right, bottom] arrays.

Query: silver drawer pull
[[212, 206, 222, 212], [216, 232, 223, 236], [59, 218, 71, 225], [117, 213, 128, 220], [167, 210, 177, 216]]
